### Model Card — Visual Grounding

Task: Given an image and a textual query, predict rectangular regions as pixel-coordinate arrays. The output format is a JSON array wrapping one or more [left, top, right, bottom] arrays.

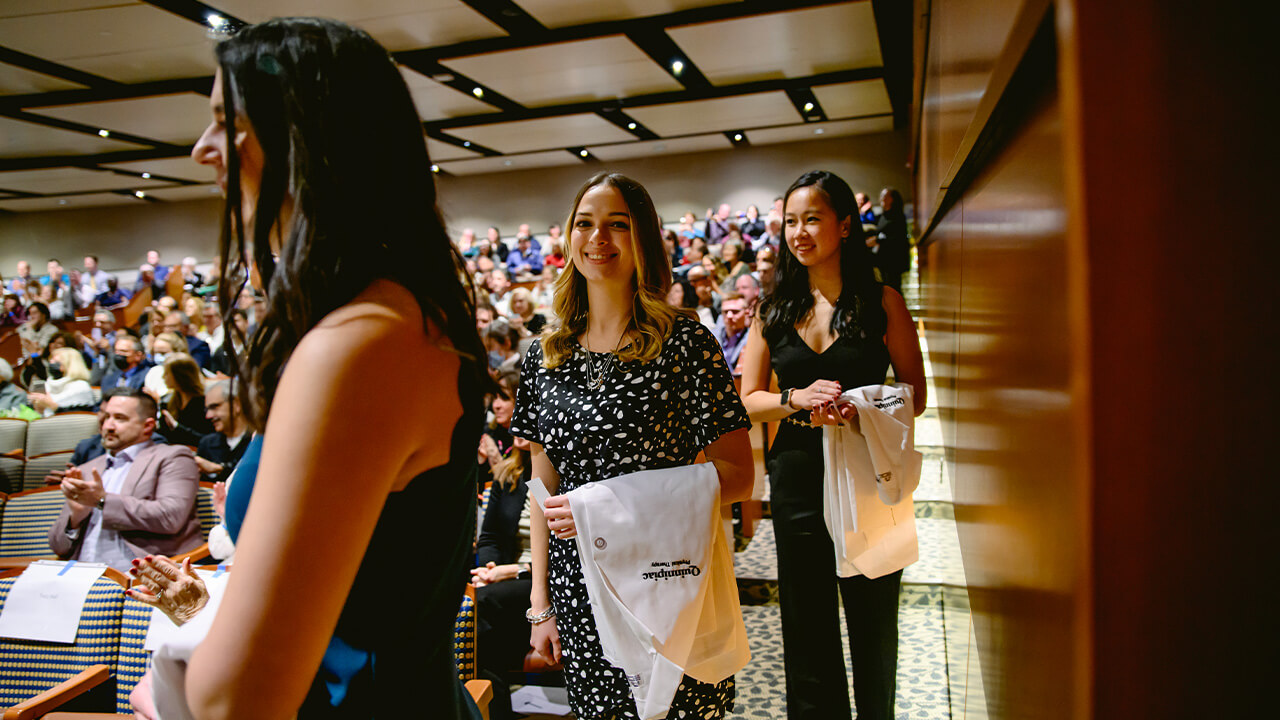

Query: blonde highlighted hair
[[540, 173, 686, 369]]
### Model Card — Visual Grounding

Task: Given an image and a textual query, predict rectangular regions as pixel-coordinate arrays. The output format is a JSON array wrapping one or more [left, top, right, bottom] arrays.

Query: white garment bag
[[531, 462, 749, 720], [822, 383, 923, 579]]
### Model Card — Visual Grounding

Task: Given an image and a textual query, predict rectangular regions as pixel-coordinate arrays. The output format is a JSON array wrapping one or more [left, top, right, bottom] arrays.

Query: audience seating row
[[0, 562, 491, 718], [0, 484, 219, 562], [0, 414, 100, 494]]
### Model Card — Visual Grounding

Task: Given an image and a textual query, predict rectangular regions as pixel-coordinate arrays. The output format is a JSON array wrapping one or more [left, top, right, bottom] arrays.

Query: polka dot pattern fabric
[[511, 315, 750, 719]]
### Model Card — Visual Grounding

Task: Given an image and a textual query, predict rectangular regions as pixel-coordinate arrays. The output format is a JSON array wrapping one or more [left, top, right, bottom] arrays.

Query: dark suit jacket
[[196, 432, 255, 483], [184, 335, 212, 370], [100, 360, 154, 391], [48, 441, 203, 561]]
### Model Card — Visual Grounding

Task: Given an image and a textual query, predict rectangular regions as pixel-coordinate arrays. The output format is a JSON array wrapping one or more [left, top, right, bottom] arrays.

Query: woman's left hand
[[810, 400, 857, 426], [543, 494, 577, 539], [161, 409, 177, 428], [127, 555, 209, 626]]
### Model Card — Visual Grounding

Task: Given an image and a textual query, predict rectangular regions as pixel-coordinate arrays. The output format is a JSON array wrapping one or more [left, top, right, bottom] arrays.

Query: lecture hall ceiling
[[0, 0, 909, 212]]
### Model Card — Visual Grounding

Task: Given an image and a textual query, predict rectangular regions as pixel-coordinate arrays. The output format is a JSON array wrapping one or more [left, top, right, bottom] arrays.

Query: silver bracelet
[[525, 606, 556, 625]]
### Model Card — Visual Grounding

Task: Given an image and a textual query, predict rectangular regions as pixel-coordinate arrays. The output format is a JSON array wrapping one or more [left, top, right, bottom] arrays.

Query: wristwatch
[[780, 388, 794, 410], [97, 495, 106, 510]]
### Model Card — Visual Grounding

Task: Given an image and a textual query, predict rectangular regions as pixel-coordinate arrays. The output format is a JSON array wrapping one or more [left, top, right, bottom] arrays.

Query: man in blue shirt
[[506, 232, 544, 277]]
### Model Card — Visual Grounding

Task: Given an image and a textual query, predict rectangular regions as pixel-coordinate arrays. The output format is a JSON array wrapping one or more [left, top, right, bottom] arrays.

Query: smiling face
[[192, 69, 266, 230], [570, 184, 637, 287], [784, 185, 850, 268], [491, 378, 516, 428]]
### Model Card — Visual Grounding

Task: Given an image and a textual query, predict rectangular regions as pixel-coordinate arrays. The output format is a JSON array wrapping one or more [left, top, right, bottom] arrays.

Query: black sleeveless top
[[767, 319, 890, 433], [298, 360, 485, 719]]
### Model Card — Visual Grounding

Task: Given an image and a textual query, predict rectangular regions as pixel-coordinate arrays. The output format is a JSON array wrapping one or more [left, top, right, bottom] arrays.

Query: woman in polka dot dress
[[510, 172, 755, 719]]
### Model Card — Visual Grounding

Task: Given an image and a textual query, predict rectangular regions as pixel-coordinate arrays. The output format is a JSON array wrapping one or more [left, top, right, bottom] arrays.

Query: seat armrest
[[1, 665, 111, 720], [465, 679, 494, 720]]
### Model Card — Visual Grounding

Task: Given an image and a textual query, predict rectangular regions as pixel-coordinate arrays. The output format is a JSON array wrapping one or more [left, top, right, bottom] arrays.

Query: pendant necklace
[[584, 320, 630, 391]]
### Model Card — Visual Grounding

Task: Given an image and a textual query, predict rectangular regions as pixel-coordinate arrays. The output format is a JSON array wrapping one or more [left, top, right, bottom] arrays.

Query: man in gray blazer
[[49, 389, 202, 571]]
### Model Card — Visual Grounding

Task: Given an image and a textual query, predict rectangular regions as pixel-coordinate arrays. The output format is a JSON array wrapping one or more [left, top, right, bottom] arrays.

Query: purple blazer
[[48, 441, 203, 561]]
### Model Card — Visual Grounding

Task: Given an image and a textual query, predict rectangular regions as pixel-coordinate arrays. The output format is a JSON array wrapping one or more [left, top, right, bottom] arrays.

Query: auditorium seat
[[20, 451, 73, 492], [0, 565, 129, 718], [0, 486, 61, 559], [25, 413, 98, 458]]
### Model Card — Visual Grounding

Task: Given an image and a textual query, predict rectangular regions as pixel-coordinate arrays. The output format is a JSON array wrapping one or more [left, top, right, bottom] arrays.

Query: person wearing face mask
[[142, 332, 189, 399], [28, 347, 96, 415], [485, 319, 522, 375], [101, 335, 154, 391]]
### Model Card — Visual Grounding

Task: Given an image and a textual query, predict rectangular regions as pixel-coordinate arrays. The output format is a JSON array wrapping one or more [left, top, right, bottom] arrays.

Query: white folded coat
[[530, 463, 749, 720], [822, 383, 923, 579]]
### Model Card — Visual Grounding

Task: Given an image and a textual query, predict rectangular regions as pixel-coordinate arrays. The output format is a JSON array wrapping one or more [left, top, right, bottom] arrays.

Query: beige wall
[[0, 130, 909, 277]]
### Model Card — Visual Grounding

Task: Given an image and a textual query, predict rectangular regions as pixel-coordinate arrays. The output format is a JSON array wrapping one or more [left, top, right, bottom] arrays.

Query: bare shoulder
[[293, 280, 456, 379], [881, 284, 907, 313]]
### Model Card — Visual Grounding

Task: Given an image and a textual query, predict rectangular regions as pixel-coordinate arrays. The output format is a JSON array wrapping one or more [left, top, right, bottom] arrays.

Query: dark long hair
[[213, 18, 487, 429], [757, 170, 886, 345]]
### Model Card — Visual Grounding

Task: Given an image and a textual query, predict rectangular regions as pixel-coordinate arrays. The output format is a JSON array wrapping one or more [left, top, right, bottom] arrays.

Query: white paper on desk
[[510, 685, 572, 715], [0, 560, 107, 643], [143, 568, 231, 651]]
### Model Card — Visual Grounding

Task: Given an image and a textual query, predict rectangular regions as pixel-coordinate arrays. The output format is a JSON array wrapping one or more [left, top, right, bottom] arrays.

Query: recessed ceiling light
[[206, 13, 227, 29], [463, 141, 471, 147], [733, 133, 743, 142], [472, 87, 484, 98], [141, 172, 151, 179], [98, 129, 110, 137], [815, 128, 825, 135], [803, 102, 814, 112], [579, 149, 589, 157], [210, 187, 219, 193], [503, 159, 513, 167], [627, 122, 637, 130], [430, 73, 455, 83], [58, 199, 67, 205], [135, 191, 146, 199], [655, 144, 666, 151], [431, 164, 439, 172], [671, 59, 684, 76]]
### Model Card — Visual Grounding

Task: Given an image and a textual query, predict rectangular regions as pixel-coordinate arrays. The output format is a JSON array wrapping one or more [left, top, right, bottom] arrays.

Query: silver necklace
[[584, 322, 630, 391]]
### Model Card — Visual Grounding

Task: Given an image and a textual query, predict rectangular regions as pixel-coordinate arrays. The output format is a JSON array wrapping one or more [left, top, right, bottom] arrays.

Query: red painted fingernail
[[144, 556, 152, 561]]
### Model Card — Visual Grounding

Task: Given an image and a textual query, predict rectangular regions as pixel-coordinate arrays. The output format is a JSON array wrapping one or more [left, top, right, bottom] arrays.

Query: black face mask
[[47, 362, 63, 379], [112, 354, 130, 370]]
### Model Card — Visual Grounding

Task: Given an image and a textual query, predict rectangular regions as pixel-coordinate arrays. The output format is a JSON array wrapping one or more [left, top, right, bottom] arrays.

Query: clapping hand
[[61, 466, 105, 522], [127, 555, 209, 626]]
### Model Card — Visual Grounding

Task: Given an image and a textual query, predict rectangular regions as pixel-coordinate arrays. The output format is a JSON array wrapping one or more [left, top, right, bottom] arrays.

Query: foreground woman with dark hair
[[150, 17, 488, 720], [739, 171, 925, 719]]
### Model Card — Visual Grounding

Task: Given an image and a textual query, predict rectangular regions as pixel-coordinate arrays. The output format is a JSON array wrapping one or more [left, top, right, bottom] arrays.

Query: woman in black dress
[[739, 171, 925, 720], [510, 172, 754, 719]]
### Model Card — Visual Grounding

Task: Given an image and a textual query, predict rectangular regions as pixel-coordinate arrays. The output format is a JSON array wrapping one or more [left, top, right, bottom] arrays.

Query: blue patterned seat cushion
[[0, 489, 63, 559], [0, 573, 124, 707]]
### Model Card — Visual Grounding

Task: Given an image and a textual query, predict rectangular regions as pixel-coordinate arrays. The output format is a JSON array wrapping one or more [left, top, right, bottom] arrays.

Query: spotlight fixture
[[627, 122, 637, 130], [98, 129, 110, 137], [472, 87, 484, 98], [733, 133, 743, 142], [463, 141, 472, 147], [141, 172, 151, 179], [134, 191, 146, 199], [206, 13, 227, 30], [579, 149, 589, 157], [503, 159, 513, 167], [815, 128, 825, 135], [803, 102, 814, 112], [671, 59, 684, 76], [430, 164, 439, 172], [58, 199, 67, 205]]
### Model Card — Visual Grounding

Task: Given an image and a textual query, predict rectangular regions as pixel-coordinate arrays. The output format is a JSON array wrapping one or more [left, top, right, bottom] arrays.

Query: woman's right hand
[[530, 613, 561, 663], [127, 555, 209, 626], [792, 379, 843, 411]]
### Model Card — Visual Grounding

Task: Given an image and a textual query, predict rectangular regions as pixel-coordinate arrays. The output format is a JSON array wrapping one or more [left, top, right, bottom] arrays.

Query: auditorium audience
[[133, 264, 163, 299], [142, 331, 188, 397], [146, 250, 170, 285], [96, 275, 131, 306], [102, 335, 153, 391], [735, 272, 762, 310], [506, 231, 544, 277], [151, 353, 212, 447], [721, 238, 752, 292], [687, 265, 720, 329], [713, 291, 751, 374], [27, 346, 95, 414], [486, 319, 523, 375], [47, 389, 203, 573], [508, 286, 546, 335], [17, 301, 57, 356], [195, 379, 253, 483], [706, 202, 734, 243], [0, 358, 27, 413], [1, 293, 25, 328], [8, 260, 33, 294], [81, 254, 110, 294], [161, 310, 212, 369]]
